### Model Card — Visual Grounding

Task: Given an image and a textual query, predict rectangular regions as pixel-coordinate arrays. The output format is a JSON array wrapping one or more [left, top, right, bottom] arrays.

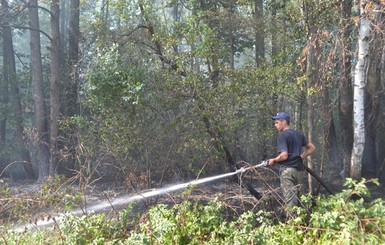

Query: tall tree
[[339, 0, 354, 177], [2, 0, 35, 179], [0, 75, 7, 151], [362, 4, 385, 176], [350, 0, 373, 179], [254, 0, 264, 66], [49, 0, 61, 174], [28, 0, 50, 181], [60, 0, 67, 51], [269, 0, 278, 60], [0, 7, 9, 176], [321, 85, 341, 178], [60, 0, 80, 173], [66, 0, 79, 116], [302, 0, 319, 192]]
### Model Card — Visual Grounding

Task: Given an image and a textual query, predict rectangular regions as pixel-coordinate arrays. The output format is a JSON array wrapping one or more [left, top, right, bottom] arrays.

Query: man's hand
[[300, 143, 316, 160], [268, 151, 288, 166], [268, 159, 276, 166]]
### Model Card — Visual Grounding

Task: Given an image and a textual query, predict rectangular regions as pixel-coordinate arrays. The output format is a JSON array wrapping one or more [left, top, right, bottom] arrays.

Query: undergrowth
[[2, 178, 385, 244], [0, 175, 82, 224]]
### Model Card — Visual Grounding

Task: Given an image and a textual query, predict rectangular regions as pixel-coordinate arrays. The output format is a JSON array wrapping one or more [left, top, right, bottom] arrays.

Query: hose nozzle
[[236, 167, 247, 174], [255, 160, 268, 168], [237, 160, 268, 173]]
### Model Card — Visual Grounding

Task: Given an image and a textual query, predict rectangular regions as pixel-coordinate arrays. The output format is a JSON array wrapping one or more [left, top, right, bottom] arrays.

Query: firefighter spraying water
[[15, 159, 332, 232]]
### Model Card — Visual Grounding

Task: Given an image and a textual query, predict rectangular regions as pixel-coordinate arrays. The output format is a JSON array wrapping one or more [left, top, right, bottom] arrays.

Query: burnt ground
[[7, 166, 385, 231]]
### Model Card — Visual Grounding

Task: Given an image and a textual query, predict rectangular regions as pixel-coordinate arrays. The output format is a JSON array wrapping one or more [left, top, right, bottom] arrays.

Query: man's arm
[[300, 142, 316, 160], [268, 151, 288, 166]]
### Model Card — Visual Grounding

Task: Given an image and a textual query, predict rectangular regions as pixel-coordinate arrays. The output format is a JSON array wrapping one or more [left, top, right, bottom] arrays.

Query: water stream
[[14, 168, 246, 232]]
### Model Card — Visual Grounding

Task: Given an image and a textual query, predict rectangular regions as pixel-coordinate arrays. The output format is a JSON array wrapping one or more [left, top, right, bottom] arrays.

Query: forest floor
[[8, 167, 385, 231]]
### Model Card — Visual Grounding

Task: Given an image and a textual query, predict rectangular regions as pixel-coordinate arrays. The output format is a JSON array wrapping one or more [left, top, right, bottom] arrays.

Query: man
[[268, 112, 316, 209]]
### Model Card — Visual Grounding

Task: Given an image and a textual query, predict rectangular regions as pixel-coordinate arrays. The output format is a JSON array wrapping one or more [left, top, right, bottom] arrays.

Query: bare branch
[[9, 24, 52, 42]]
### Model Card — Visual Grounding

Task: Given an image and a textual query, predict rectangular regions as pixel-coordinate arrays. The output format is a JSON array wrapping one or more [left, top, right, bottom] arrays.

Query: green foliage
[[65, 203, 135, 243], [0, 179, 36, 223], [125, 178, 385, 244], [73, 0, 320, 185], [128, 200, 227, 244], [0, 180, 14, 217], [86, 43, 145, 108], [71, 0, 359, 191], [38, 175, 81, 209], [3, 204, 136, 245], [60, 213, 114, 244], [265, 178, 385, 245]]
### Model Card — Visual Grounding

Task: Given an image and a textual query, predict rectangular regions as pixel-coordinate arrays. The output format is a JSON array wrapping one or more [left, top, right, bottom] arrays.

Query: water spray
[[14, 159, 335, 232], [14, 160, 268, 232]]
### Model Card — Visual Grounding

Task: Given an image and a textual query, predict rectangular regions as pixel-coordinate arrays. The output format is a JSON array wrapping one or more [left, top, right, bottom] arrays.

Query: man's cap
[[271, 112, 290, 123]]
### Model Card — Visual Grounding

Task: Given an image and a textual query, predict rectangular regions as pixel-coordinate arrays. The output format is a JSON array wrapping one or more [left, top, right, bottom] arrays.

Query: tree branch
[[137, 4, 186, 76], [9, 24, 52, 42]]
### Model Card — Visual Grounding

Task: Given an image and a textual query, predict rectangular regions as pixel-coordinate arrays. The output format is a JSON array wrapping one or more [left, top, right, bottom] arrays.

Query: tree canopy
[[0, 0, 384, 186]]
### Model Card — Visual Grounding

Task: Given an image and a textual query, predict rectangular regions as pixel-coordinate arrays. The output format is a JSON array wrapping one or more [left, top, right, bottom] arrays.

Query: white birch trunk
[[350, 2, 372, 179]]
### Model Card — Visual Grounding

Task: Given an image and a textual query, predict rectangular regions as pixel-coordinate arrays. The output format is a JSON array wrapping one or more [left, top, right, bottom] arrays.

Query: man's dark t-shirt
[[276, 129, 308, 170]]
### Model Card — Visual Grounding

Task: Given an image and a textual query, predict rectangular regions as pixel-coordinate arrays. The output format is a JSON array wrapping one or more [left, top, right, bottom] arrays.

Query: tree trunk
[[254, 0, 264, 66], [303, 0, 319, 193], [28, 0, 50, 181], [322, 86, 341, 178], [0, 2, 9, 142], [339, 0, 354, 177], [58, 0, 80, 174], [306, 35, 317, 193], [0, 74, 7, 147], [378, 47, 385, 180], [2, 0, 35, 179], [49, 0, 61, 175], [0, 2, 9, 174], [362, 5, 384, 177], [66, 0, 80, 116], [60, 0, 67, 51], [270, 0, 277, 61], [350, 2, 372, 180]]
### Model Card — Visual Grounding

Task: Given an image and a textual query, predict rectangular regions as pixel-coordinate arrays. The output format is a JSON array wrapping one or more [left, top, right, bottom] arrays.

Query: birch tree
[[350, 0, 372, 179]]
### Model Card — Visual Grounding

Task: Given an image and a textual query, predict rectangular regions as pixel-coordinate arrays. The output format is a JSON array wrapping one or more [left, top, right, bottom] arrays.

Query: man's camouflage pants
[[279, 167, 304, 208]]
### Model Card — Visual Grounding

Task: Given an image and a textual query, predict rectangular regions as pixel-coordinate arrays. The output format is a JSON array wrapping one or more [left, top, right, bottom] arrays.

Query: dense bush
[[3, 178, 385, 244]]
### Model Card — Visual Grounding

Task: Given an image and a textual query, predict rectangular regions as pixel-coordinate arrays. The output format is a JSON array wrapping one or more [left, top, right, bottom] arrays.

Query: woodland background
[[0, 0, 384, 191]]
